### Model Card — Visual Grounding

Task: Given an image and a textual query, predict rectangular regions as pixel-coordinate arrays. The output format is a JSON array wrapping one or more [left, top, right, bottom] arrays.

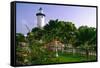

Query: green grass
[[57, 52, 96, 62], [32, 52, 96, 64]]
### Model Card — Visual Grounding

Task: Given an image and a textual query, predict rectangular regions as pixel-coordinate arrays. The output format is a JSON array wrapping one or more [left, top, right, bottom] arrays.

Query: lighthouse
[[36, 7, 45, 28]]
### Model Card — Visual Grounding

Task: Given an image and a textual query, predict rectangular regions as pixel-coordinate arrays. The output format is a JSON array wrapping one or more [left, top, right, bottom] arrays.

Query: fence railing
[[61, 47, 96, 56]]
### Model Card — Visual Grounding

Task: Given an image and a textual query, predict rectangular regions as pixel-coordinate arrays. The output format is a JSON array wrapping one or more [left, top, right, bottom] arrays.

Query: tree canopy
[[16, 19, 97, 65]]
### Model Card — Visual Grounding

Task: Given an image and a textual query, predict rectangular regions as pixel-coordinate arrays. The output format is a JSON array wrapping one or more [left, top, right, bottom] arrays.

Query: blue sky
[[16, 3, 96, 35]]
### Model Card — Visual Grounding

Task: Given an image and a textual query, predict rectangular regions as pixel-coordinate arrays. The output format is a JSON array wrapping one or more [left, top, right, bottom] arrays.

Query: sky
[[16, 3, 96, 35]]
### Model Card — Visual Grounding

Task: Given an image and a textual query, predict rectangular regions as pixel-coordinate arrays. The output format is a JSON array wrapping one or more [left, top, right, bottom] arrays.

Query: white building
[[36, 7, 46, 28]]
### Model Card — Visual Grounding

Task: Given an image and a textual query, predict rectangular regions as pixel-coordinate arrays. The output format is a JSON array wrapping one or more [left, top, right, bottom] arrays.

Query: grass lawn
[[37, 52, 96, 64]]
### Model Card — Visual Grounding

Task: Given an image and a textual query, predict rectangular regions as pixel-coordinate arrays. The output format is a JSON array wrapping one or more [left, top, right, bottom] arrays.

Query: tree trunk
[[86, 49, 89, 60]]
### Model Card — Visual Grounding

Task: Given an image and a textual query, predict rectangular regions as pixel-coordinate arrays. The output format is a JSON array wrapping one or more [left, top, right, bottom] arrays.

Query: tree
[[16, 33, 26, 44], [31, 27, 44, 40], [78, 26, 96, 59]]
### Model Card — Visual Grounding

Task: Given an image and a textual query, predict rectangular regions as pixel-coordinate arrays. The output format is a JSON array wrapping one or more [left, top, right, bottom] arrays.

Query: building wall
[[37, 15, 45, 28]]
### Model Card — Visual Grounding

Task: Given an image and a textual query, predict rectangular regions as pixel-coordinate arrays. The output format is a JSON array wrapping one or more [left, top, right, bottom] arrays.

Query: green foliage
[[28, 40, 55, 64], [78, 26, 96, 49], [16, 33, 26, 43], [16, 19, 96, 65], [16, 43, 32, 65]]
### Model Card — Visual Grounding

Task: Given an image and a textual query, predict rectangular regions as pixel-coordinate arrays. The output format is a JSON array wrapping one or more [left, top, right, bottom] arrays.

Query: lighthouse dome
[[36, 7, 45, 16]]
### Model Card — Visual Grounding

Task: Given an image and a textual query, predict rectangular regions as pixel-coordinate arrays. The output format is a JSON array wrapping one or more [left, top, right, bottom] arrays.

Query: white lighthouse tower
[[36, 7, 45, 28]]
